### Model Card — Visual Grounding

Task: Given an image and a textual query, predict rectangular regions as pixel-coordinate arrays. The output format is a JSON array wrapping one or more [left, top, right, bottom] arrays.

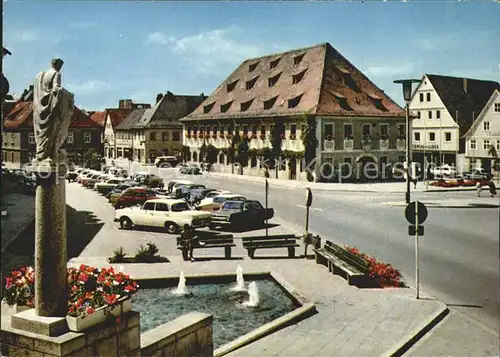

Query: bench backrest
[[242, 234, 297, 243], [324, 240, 369, 273], [177, 234, 234, 244]]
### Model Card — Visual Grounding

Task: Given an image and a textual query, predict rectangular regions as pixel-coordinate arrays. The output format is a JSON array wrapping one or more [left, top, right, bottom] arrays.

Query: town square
[[1, 1, 499, 357]]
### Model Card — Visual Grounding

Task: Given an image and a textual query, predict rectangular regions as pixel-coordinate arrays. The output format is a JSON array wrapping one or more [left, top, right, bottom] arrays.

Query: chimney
[[118, 99, 133, 109], [156, 93, 163, 103], [463, 78, 468, 94]]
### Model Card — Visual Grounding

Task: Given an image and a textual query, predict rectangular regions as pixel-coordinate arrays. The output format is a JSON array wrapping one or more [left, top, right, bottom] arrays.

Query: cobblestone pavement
[[65, 183, 450, 357]]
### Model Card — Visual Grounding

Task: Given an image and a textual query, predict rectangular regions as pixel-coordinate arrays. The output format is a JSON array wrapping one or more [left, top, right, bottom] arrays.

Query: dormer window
[[268, 72, 282, 87], [203, 102, 215, 114], [367, 93, 388, 112], [263, 96, 279, 110], [288, 94, 304, 109], [292, 69, 307, 84], [330, 91, 353, 111], [227, 80, 239, 92], [240, 98, 254, 112], [270, 57, 281, 69], [246, 76, 259, 90], [293, 53, 305, 66], [337, 66, 361, 93], [249, 62, 259, 72], [220, 101, 233, 113]]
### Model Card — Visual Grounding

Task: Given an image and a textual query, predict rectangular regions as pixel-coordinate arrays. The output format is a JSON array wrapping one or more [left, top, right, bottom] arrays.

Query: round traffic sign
[[405, 201, 428, 224]]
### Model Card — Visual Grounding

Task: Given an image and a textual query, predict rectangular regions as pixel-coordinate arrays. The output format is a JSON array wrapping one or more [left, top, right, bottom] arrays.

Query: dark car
[[463, 168, 493, 181], [106, 182, 140, 199], [210, 200, 274, 229], [114, 187, 160, 209], [66, 171, 79, 182]]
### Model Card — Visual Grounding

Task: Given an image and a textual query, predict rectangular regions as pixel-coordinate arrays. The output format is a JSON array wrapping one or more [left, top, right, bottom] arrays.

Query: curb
[[382, 202, 500, 208], [0, 215, 35, 253], [382, 303, 450, 357]]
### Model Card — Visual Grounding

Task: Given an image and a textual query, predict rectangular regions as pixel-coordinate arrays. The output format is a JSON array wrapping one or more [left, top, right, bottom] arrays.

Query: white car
[[114, 198, 211, 234], [198, 191, 233, 206], [430, 164, 458, 178]]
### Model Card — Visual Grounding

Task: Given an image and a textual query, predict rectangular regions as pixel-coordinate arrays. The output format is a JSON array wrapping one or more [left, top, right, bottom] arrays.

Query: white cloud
[[364, 63, 415, 78], [66, 80, 107, 95], [414, 34, 457, 52], [145, 26, 267, 73], [14, 30, 38, 43], [68, 21, 96, 30]]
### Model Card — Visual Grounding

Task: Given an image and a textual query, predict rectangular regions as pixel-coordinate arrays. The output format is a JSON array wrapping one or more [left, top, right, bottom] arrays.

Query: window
[[155, 203, 169, 212], [223, 201, 243, 210], [220, 101, 233, 113], [417, 111, 421, 119], [445, 132, 451, 142], [290, 124, 297, 136], [260, 125, 266, 135], [483, 140, 490, 150], [343, 157, 352, 164], [288, 94, 303, 109], [245, 76, 259, 90], [362, 124, 371, 137], [495, 103, 500, 112], [213, 196, 226, 204], [171, 202, 190, 212], [240, 99, 254, 112], [428, 111, 433, 119], [249, 62, 259, 72], [380, 124, 388, 137], [227, 125, 233, 135], [67, 132, 74, 144], [219, 126, 224, 135], [426, 93, 431, 102], [84, 132, 91, 144], [251, 125, 257, 135], [193, 127, 198, 135], [227, 80, 238, 92], [150, 132, 156, 141], [324, 124, 333, 137], [344, 124, 353, 138], [28, 132, 35, 144], [483, 122, 490, 131], [397, 124, 405, 136], [172, 132, 180, 141], [414, 132, 421, 142], [235, 126, 240, 136], [470, 140, 476, 150], [203, 102, 215, 113], [429, 132, 436, 142], [143, 202, 155, 211], [270, 58, 280, 69], [293, 53, 305, 66], [243, 126, 248, 135], [496, 140, 500, 150], [251, 201, 263, 210], [419, 93, 424, 102], [162, 132, 168, 141], [263, 96, 279, 110], [436, 110, 441, 119], [292, 69, 307, 84], [268, 73, 281, 87]]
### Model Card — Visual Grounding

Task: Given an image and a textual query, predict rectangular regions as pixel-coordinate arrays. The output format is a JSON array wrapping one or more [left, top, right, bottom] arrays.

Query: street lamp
[[394, 79, 421, 204]]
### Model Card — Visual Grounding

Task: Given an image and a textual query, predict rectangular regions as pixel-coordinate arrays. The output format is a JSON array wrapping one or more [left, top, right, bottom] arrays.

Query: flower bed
[[2, 265, 139, 319], [344, 246, 405, 287]]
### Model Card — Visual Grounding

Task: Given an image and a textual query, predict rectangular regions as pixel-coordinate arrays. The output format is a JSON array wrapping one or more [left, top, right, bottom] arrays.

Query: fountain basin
[[133, 272, 316, 356]]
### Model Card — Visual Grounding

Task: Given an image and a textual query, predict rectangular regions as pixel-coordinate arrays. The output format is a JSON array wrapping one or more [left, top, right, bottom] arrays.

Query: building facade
[[181, 42, 407, 181], [409, 74, 500, 172], [463, 90, 500, 172]]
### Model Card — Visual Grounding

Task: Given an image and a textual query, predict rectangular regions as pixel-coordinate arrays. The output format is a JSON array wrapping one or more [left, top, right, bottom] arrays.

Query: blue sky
[[3, 1, 499, 110]]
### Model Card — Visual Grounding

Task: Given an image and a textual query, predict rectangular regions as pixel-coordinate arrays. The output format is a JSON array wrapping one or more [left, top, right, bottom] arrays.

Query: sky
[[3, 1, 499, 110]]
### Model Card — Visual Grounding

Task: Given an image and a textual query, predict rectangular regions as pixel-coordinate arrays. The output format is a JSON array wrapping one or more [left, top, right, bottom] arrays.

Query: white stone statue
[[33, 58, 74, 162]]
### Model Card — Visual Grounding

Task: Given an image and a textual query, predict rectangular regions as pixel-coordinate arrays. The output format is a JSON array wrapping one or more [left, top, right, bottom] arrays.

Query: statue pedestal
[[26, 152, 68, 317]]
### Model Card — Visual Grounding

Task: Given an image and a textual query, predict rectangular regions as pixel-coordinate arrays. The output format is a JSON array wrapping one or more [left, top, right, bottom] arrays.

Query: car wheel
[[165, 221, 179, 234], [209, 223, 217, 230], [120, 217, 133, 229]]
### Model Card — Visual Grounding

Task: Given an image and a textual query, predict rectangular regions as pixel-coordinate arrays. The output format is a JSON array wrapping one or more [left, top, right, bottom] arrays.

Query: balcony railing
[[362, 139, 372, 151], [379, 139, 389, 151], [396, 139, 406, 150], [343, 139, 354, 150]]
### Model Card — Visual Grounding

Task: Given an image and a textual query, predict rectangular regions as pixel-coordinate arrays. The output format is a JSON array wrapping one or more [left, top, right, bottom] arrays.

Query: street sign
[[405, 201, 428, 225], [408, 225, 424, 236], [305, 188, 313, 207]]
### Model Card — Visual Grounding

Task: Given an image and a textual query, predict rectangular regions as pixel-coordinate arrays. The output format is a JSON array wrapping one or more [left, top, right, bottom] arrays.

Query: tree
[[300, 113, 319, 182], [84, 148, 102, 170], [205, 144, 218, 165]]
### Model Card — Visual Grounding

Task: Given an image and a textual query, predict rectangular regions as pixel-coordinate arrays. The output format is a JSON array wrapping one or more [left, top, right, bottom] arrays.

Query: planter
[[66, 297, 132, 332], [1, 300, 30, 316]]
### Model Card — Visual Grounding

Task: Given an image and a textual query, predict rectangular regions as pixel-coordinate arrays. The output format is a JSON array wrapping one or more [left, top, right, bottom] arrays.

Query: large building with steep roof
[[180, 42, 407, 181]]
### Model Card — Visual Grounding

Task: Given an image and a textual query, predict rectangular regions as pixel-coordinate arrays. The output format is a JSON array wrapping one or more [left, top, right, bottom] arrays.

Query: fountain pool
[[132, 277, 297, 348]]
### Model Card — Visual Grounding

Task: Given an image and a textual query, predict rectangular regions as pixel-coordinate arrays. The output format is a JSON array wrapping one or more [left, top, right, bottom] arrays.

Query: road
[[148, 168, 499, 336]]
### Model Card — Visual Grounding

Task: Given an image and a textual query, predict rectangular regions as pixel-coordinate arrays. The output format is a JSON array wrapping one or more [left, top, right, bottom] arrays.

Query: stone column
[[30, 152, 68, 317]]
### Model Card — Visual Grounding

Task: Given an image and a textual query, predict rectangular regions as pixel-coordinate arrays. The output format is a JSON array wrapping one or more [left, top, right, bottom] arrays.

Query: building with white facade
[[409, 74, 499, 172], [463, 90, 500, 172]]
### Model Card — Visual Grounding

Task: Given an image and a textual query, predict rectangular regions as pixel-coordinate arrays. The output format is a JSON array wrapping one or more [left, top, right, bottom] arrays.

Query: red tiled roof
[[106, 109, 133, 129], [89, 111, 106, 127], [3, 101, 99, 129], [181, 42, 405, 122]]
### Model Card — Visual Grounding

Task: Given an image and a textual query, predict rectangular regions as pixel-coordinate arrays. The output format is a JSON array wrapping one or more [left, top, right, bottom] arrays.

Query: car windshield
[[213, 196, 227, 204], [171, 202, 190, 212], [223, 201, 243, 210]]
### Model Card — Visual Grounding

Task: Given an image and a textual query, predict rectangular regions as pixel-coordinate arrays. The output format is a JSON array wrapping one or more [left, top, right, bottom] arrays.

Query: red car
[[114, 188, 160, 209]]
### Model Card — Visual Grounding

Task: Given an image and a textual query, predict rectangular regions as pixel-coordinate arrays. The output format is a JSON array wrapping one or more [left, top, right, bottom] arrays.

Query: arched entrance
[[193, 151, 198, 162], [355, 154, 378, 182]]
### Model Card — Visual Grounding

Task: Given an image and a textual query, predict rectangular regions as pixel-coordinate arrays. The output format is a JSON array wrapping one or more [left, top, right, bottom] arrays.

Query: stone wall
[[140, 312, 213, 357], [1, 310, 141, 357]]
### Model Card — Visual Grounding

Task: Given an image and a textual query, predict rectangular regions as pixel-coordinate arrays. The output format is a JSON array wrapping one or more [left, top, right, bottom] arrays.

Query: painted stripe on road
[[296, 204, 323, 212]]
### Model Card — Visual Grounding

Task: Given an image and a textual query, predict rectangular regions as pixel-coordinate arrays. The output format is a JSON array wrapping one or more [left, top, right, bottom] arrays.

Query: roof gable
[[115, 109, 148, 130], [463, 89, 500, 138], [89, 111, 106, 127], [146, 93, 206, 128], [106, 108, 133, 129]]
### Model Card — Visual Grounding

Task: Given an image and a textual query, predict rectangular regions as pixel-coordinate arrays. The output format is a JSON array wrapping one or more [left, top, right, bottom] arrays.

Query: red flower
[[79, 273, 89, 282], [71, 285, 78, 292], [79, 264, 87, 272], [5, 277, 12, 289], [86, 307, 94, 315], [105, 294, 118, 305]]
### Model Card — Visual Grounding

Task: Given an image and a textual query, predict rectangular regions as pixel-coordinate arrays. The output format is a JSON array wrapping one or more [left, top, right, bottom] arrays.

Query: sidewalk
[[1, 193, 35, 252], [67, 256, 448, 357], [381, 197, 500, 208]]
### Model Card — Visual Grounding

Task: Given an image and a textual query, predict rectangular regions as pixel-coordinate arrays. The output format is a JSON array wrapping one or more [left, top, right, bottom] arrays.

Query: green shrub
[[134, 242, 160, 263], [109, 247, 127, 263]]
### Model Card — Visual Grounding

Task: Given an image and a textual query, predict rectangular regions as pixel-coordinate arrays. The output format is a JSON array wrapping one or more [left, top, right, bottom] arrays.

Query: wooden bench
[[313, 240, 371, 287], [242, 234, 299, 259], [176, 234, 235, 260]]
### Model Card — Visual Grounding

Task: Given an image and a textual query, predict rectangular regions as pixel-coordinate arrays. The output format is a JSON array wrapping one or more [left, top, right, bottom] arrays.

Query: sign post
[[305, 188, 313, 233], [265, 180, 269, 237], [405, 200, 428, 299]]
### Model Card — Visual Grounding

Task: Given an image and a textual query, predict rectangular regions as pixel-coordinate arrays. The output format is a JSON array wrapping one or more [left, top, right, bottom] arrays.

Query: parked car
[[95, 177, 129, 195], [463, 168, 492, 181], [81, 173, 102, 187], [188, 188, 218, 202], [198, 192, 237, 208], [114, 187, 160, 209], [155, 156, 179, 168], [114, 198, 211, 233], [167, 180, 194, 193], [66, 170, 79, 182], [173, 184, 206, 199], [106, 182, 140, 201], [87, 174, 110, 189], [210, 200, 274, 229], [105, 167, 128, 178], [430, 164, 458, 179], [198, 194, 246, 212], [180, 164, 201, 175]]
